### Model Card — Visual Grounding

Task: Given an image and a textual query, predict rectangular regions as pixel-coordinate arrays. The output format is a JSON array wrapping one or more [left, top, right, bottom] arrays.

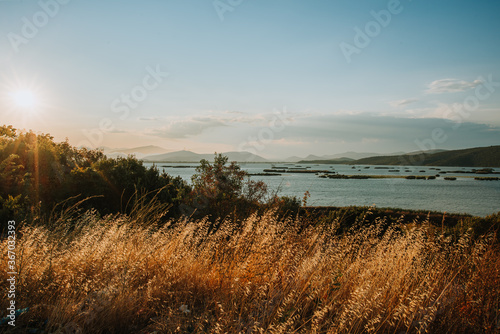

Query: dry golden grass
[[1, 208, 499, 333]]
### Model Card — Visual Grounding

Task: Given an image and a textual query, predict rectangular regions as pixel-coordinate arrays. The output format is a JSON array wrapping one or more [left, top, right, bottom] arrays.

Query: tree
[[187, 153, 267, 220], [0, 125, 191, 229]]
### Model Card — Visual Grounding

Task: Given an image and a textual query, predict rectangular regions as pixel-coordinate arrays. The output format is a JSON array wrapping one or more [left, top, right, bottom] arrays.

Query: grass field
[[1, 207, 499, 333]]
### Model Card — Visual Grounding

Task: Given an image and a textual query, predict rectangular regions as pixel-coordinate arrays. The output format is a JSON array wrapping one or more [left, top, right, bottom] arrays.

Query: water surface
[[144, 162, 500, 217]]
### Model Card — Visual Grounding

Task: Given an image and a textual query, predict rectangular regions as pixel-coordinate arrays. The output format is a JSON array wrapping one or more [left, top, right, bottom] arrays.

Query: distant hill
[[353, 146, 500, 167], [222, 151, 269, 162], [298, 157, 355, 164], [103, 145, 169, 159], [143, 150, 206, 162], [324, 151, 390, 160], [142, 150, 268, 162], [282, 156, 303, 163], [303, 154, 324, 161], [404, 149, 448, 156], [284, 151, 385, 163]]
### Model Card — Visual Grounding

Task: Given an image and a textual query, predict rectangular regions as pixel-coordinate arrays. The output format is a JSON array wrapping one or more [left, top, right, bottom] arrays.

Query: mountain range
[[102, 146, 395, 162], [142, 150, 268, 162], [101, 145, 500, 167], [301, 146, 500, 168], [350, 146, 500, 167], [142, 150, 398, 162], [102, 145, 170, 159]]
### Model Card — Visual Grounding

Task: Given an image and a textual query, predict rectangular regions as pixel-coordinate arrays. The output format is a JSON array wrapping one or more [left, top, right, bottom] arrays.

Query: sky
[[1, 0, 499, 159]]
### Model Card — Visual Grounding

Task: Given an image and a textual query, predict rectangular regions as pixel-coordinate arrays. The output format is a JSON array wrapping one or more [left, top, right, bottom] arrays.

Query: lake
[[144, 162, 500, 217]]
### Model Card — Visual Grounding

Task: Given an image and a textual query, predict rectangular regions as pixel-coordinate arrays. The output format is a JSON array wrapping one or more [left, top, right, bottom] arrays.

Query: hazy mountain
[[284, 152, 386, 162], [143, 150, 208, 162], [143, 150, 268, 162], [103, 145, 169, 159], [405, 149, 448, 156], [303, 154, 324, 161], [324, 152, 385, 160], [282, 156, 303, 163], [298, 157, 355, 164], [222, 151, 268, 162], [353, 146, 500, 167]]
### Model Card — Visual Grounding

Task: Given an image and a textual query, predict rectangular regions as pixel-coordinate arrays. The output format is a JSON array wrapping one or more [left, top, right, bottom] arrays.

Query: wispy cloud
[[148, 116, 227, 138], [389, 98, 418, 107], [142, 111, 500, 155], [146, 110, 295, 139], [426, 78, 482, 94], [265, 113, 500, 148]]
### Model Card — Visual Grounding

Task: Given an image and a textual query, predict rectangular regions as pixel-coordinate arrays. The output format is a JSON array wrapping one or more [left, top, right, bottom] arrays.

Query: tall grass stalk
[[1, 208, 499, 333]]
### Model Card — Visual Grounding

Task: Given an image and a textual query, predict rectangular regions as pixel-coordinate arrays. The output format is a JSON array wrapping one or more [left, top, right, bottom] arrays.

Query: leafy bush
[[183, 153, 268, 221], [269, 195, 301, 219], [66, 156, 190, 217], [0, 125, 190, 230]]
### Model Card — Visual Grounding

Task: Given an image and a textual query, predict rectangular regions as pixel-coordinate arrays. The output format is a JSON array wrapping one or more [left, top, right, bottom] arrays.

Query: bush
[[184, 153, 268, 221], [0, 125, 190, 230], [269, 195, 301, 219], [66, 156, 190, 217]]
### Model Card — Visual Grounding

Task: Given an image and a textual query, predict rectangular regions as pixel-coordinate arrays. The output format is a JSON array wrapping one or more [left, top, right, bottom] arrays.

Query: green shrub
[[0, 125, 190, 229], [184, 153, 268, 221]]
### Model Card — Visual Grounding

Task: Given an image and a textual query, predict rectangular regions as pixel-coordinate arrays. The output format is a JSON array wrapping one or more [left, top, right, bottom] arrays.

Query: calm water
[[144, 162, 500, 217]]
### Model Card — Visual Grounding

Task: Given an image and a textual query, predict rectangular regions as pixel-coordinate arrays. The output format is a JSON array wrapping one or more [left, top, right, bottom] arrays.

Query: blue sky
[[1, 0, 499, 159]]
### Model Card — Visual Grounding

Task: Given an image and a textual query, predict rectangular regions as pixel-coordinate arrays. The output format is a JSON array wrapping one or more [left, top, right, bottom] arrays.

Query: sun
[[9, 90, 38, 109]]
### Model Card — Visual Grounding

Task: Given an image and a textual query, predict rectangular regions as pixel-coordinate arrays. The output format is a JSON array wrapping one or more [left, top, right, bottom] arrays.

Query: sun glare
[[9, 90, 38, 109]]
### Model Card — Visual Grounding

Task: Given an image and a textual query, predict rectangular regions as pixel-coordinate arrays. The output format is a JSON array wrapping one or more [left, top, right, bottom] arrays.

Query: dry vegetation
[[1, 207, 499, 333]]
